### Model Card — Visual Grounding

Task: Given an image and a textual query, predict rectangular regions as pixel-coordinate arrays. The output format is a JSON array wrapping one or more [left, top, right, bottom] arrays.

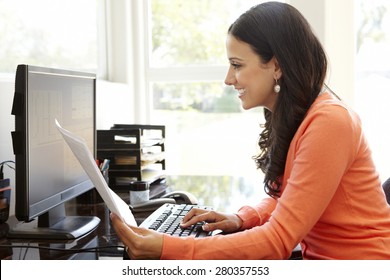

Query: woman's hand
[[110, 213, 164, 260], [180, 208, 243, 234]]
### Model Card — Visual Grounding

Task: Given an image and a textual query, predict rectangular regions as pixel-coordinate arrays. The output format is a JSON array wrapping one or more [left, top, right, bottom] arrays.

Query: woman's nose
[[224, 68, 236, 86]]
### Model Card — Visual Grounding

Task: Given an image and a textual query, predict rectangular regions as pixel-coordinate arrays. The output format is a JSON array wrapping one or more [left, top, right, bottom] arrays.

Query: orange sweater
[[161, 92, 390, 259]]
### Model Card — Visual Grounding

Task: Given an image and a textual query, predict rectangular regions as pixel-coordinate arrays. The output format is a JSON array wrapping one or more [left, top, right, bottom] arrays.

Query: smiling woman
[[111, 1, 390, 260], [0, 0, 99, 74]]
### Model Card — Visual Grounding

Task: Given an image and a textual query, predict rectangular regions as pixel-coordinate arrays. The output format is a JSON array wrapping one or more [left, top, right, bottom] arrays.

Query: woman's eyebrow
[[228, 57, 244, 62]]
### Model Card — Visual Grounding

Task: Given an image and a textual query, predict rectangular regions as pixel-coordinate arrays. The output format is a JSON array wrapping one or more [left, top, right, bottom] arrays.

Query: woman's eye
[[231, 63, 241, 69]]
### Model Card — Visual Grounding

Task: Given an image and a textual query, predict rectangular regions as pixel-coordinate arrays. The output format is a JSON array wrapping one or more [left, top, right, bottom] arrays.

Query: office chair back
[[383, 177, 390, 205]]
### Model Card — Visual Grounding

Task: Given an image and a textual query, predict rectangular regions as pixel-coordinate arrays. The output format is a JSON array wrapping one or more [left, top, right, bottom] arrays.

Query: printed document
[[55, 119, 137, 226]]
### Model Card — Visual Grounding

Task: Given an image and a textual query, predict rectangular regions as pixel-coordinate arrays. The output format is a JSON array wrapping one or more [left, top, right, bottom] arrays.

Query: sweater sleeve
[[236, 197, 277, 230], [161, 101, 359, 259]]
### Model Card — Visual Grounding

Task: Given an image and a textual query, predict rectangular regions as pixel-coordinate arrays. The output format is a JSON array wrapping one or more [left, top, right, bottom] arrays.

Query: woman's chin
[[240, 102, 253, 110]]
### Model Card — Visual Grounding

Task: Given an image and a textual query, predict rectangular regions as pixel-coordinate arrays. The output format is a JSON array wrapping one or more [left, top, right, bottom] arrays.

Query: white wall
[[96, 79, 135, 129], [290, 0, 356, 106]]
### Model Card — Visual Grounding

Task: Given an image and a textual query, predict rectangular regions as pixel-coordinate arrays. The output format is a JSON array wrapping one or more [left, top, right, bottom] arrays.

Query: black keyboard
[[139, 203, 214, 238]]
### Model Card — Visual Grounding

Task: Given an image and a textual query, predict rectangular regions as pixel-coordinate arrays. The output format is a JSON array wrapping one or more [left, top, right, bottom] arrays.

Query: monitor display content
[[9, 64, 100, 239]]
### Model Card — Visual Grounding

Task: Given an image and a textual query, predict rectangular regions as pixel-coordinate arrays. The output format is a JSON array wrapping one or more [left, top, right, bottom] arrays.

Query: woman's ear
[[272, 56, 282, 80]]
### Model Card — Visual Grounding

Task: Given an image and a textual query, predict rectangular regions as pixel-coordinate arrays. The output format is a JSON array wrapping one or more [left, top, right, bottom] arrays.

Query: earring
[[274, 79, 280, 93]]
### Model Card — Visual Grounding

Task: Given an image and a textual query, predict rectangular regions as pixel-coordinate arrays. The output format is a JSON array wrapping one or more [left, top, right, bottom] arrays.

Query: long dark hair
[[228, 2, 328, 197]]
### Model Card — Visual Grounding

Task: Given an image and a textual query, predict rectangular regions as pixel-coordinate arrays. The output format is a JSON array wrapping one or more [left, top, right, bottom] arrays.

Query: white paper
[[55, 119, 137, 226]]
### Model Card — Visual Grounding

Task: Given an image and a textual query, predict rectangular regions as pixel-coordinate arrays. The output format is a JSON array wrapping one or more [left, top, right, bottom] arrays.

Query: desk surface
[[0, 186, 160, 260], [0, 200, 126, 260], [0, 175, 301, 260]]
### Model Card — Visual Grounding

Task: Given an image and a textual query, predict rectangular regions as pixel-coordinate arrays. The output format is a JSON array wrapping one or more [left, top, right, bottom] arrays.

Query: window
[[0, 0, 99, 74], [146, 0, 269, 179], [142, 0, 275, 211], [355, 0, 390, 181]]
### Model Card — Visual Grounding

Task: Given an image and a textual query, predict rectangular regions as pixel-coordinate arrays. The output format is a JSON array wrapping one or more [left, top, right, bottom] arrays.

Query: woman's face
[[224, 34, 280, 111]]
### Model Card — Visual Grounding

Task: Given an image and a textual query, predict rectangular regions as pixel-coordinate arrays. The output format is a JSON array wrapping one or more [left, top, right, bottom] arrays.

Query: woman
[[111, 2, 390, 259]]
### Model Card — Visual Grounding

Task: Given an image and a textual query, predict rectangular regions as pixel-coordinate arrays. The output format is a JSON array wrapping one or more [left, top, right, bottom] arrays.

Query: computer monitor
[[9, 64, 100, 239]]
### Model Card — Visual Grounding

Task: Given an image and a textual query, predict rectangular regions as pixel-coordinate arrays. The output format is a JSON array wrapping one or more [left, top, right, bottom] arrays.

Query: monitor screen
[[9, 64, 100, 239]]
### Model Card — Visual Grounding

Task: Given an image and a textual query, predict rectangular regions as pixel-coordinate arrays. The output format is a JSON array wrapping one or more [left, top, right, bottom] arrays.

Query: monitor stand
[[7, 204, 100, 240]]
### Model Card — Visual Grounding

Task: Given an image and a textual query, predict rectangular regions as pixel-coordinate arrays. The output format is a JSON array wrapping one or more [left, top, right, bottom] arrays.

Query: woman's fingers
[[180, 209, 217, 228], [181, 208, 209, 224], [181, 210, 243, 233], [110, 213, 163, 260]]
